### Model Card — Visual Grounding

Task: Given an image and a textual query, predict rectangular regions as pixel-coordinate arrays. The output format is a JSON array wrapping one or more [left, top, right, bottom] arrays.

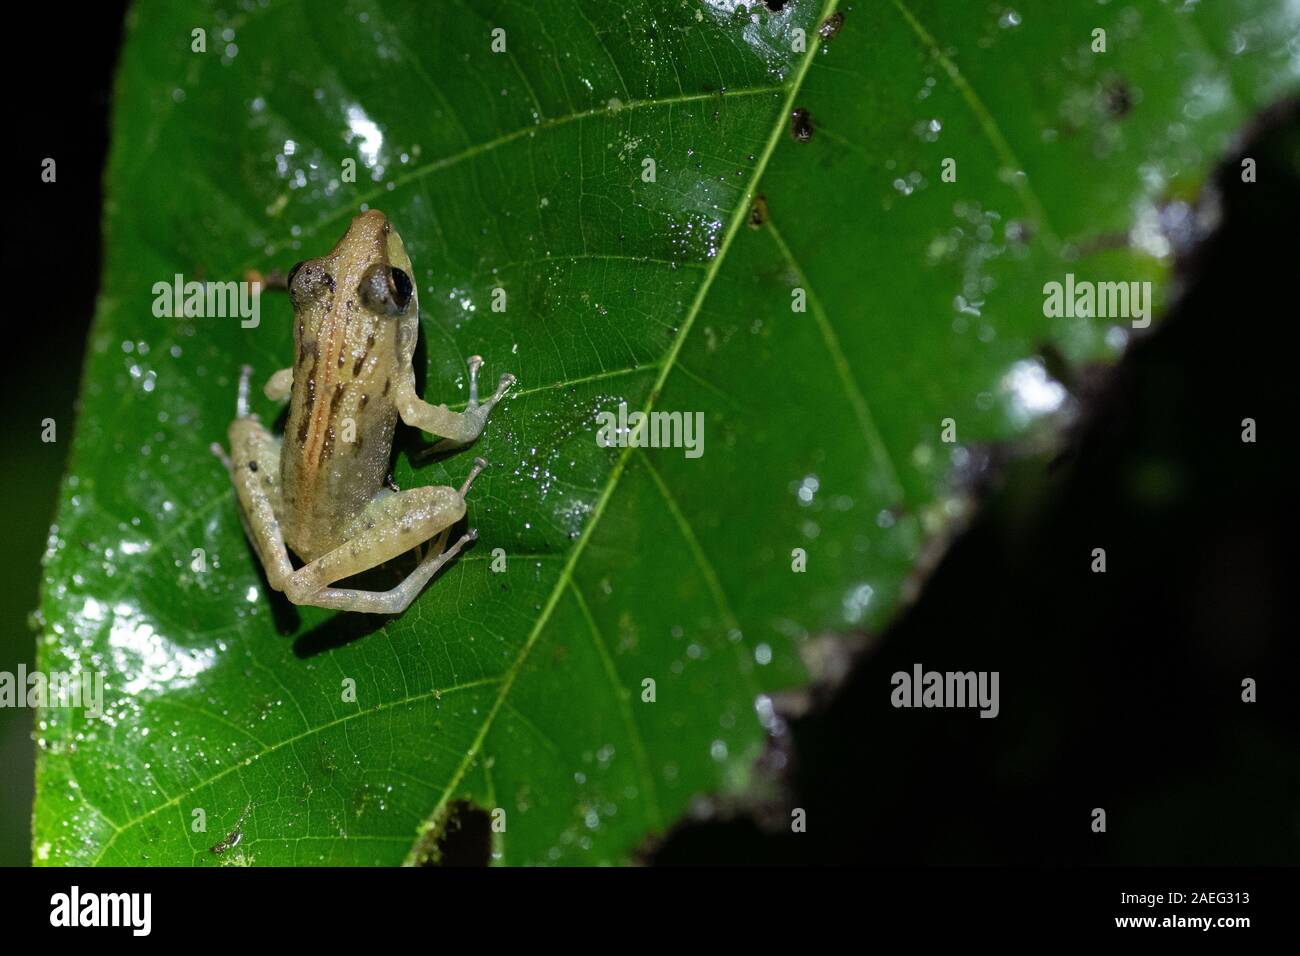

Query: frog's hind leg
[[211, 365, 295, 591], [283, 458, 487, 614]]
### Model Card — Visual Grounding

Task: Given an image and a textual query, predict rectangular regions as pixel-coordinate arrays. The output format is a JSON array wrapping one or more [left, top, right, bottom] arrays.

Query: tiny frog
[[211, 210, 514, 613]]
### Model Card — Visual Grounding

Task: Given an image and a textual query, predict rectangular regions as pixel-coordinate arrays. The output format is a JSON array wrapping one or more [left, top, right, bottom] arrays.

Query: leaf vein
[[764, 219, 907, 503], [89, 675, 501, 864], [570, 579, 663, 831], [888, 0, 1059, 247]]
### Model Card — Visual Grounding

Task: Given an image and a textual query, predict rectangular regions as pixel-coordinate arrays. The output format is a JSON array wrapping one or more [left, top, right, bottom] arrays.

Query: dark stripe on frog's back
[[280, 320, 402, 557], [292, 322, 318, 445], [298, 298, 352, 473], [302, 299, 387, 455], [285, 392, 399, 557]]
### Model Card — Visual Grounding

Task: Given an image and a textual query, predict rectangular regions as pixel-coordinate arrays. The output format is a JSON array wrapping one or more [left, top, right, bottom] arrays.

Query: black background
[[5, 2, 1298, 869]]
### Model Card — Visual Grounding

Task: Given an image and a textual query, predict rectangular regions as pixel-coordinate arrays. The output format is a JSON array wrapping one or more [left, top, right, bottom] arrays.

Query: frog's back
[[281, 383, 399, 560]]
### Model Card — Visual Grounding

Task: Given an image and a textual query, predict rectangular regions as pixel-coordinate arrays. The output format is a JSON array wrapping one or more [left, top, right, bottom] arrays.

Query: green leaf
[[34, 0, 1296, 865]]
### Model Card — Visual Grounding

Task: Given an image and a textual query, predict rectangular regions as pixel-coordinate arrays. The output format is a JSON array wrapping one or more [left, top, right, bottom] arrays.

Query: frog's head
[[288, 209, 418, 326]]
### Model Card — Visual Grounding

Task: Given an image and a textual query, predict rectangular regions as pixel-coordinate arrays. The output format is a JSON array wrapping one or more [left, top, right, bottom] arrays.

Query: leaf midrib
[[401, 0, 843, 866]]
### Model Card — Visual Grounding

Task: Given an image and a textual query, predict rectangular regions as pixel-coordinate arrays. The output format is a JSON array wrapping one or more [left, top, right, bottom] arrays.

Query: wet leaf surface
[[34, 0, 1296, 864]]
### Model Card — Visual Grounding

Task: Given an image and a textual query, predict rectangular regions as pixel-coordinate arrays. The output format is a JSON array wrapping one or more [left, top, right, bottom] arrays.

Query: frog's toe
[[486, 372, 516, 407], [459, 457, 488, 496], [236, 364, 256, 417]]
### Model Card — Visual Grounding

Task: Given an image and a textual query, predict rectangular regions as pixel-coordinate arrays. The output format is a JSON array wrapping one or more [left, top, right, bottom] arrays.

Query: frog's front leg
[[283, 458, 487, 613], [263, 367, 293, 402], [394, 354, 515, 451]]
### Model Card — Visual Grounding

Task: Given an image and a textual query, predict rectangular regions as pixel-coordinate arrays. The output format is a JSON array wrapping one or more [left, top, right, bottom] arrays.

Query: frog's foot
[[465, 355, 515, 413]]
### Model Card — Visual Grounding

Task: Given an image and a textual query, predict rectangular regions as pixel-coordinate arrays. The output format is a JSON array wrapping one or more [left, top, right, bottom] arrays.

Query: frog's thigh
[[301, 527, 476, 614], [284, 485, 465, 605], [226, 418, 293, 588]]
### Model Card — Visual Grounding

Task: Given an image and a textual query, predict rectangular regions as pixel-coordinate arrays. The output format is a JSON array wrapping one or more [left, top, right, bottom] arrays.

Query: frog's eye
[[389, 268, 413, 310], [359, 263, 413, 315], [288, 261, 334, 304]]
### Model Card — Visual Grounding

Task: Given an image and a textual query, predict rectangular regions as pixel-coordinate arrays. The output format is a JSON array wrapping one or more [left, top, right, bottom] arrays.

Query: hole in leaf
[[413, 800, 492, 866], [790, 108, 814, 143]]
